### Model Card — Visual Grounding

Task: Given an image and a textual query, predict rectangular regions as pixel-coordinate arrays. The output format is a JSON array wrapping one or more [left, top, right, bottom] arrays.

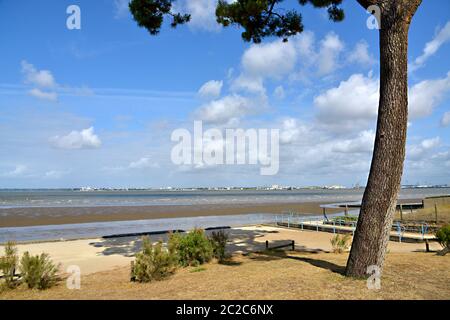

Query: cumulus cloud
[[441, 111, 450, 127], [113, 0, 130, 18], [172, 0, 221, 32], [198, 80, 223, 99], [317, 32, 344, 76], [1, 165, 28, 178], [332, 130, 375, 153], [279, 118, 307, 144], [129, 157, 159, 169], [314, 73, 379, 131], [194, 94, 259, 125], [28, 88, 58, 101], [230, 74, 265, 94], [21, 60, 56, 88], [313, 70, 450, 131], [21, 60, 58, 101], [347, 40, 375, 66], [241, 40, 297, 79], [409, 71, 450, 118], [411, 21, 450, 71], [407, 137, 441, 160], [51, 127, 102, 149]]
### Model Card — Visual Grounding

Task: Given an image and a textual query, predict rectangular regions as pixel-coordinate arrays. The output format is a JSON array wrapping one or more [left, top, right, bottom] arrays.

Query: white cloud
[[332, 130, 375, 153], [51, 127, 102, 149], [407, 137, 441, 160], [230, 74, 265, 94], [129, 157, 159, 169], [317, 32, 344, 76], [172, 0, 221, 32], [198, 80, 223, 99], [194, 94, 258, 125], [21, 60, 58, 101], [294, 31, 316, 64], [1, 165, 28, 178], [441, 111, 450, 127], [314, 73, 379, 131], [28, 88, 58, 101], [21, 60, 56, 88], [411, 21, 450, 71], [313, 71, 450, 131], [113, 0, 130, 18], [241, 40, 297, 79], [347, 40, 375, 66], [231, 39, 296, 94], [409, 71, 450, 118], [279, 118, 307, 144]]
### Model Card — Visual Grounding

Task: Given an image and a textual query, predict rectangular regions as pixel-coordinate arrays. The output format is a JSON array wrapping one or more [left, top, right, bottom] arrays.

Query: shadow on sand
[[88, 226, 343, 274]]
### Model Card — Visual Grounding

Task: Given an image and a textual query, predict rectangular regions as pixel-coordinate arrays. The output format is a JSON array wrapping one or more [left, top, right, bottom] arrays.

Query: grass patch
[[189, 266, 206, 273]]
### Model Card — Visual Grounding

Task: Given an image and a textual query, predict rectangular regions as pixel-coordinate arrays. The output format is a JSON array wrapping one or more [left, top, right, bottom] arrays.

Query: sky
[[0, 0, 450, 188]]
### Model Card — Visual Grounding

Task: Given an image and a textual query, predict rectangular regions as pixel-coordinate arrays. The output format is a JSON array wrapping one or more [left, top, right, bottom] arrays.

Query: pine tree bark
[[345, 0, 422, 277]]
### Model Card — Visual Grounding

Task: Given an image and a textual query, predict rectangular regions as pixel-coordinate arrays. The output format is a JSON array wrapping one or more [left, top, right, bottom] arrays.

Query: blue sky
[[0, 0, 450, 188]]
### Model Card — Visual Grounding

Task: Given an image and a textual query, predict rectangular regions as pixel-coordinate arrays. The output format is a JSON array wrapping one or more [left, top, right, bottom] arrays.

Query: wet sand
[[0, 202, 342, 228]]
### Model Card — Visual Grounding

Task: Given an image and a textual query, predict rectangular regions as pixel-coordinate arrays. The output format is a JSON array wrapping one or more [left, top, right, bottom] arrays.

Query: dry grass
[[1, 251, 449, 300], [395, 204, 450, 226]]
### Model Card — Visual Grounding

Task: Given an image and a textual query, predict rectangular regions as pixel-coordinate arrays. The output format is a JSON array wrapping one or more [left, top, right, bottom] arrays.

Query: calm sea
[[0, 188, 449, 209], [0, 188, 448, 242]]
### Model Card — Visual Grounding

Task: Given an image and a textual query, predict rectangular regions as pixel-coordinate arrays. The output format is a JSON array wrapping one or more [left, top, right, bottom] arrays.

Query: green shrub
[[168, 228, 213, 267], [435, 225, 450, 256], [330, 234, 352, 253], [0, 241, 19, 289], [131, 236, 176, 282], [20, 252, 60, 289], [208, 230, 229, 262]]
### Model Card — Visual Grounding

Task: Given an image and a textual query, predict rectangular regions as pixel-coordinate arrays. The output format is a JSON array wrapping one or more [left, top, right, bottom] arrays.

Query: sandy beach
[[6, 225, 442, 275], [2, 225, 448, 300], [0, 201, 342, 227]]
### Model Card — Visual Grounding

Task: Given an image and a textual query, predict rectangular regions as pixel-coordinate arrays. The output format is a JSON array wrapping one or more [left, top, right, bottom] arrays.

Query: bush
[[168, 228, 213, 267], [208, 230, 229, 262], [20, 252, 60, 290], [330, 234, 352, 253], [131, 236, 176, 282], [0, 241, 19, 289], [435, 225, 450, 256]]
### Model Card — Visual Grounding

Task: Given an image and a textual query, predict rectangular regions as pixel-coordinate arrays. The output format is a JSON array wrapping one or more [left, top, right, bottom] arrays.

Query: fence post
[[130, 261, 135, 282], [400, 204, 403, 221], [291, 240, 295, 251], [435, 204, 438, 224]]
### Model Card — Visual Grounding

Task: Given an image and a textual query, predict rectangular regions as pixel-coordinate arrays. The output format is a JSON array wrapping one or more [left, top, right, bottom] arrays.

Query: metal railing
[[274, 212, 431, 239]]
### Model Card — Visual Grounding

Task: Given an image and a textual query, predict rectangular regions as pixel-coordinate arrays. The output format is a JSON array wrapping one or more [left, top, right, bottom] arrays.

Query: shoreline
[[1, 224, 443, 276], [0, 201, 343, 228]]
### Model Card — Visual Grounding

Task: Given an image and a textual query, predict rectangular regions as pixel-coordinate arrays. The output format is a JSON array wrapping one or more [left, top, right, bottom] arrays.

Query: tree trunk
[[437, 247, 449, 256], [345, 0, 421, 277]]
